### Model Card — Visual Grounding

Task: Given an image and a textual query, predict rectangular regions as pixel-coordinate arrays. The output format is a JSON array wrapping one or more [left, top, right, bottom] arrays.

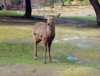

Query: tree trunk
[[25, 0, 32, 18], [2, 0, 7, 10], [89, 0, 100, 27], [62, 2, 65, 6]]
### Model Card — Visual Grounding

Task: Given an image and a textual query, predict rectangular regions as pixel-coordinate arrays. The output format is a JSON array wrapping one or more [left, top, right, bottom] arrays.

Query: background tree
[[68, 0, 74, 6], [89, 0, 100, 27], [25, 0, 32, 18]]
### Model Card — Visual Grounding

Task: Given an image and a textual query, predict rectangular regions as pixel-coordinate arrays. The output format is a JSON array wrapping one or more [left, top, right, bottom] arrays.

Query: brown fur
[[33, 14, 60, 63]]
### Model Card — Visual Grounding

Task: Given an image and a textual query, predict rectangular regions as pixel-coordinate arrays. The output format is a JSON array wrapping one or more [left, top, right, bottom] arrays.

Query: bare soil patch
[[0, 64, 60, 76]]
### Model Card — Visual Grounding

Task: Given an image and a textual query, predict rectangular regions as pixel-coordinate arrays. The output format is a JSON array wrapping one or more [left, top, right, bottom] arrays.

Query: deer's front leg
[[48, 41, 52, 62], [43, 40, 47, 64]]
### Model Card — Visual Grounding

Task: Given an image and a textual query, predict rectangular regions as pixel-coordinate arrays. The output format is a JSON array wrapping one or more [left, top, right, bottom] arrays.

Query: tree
[[89, 0, 100, 27], [68, 0, 73, 6], [24, 0, 32, 18], [2, 0, 7, 10]]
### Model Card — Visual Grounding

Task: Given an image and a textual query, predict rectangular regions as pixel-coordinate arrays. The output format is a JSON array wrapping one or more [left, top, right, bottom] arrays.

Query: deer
[[33, 13, 61, 64]]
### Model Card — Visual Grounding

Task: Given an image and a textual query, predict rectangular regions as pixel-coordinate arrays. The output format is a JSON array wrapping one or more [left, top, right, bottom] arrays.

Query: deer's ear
[[55, 13, 61, 18]]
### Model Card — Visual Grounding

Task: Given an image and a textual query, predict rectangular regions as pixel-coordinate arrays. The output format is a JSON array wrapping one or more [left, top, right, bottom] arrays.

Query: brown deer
[[33, 14, 61, 64]]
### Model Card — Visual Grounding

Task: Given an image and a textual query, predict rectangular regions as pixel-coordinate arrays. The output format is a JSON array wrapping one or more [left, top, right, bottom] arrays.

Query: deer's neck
[[47, 24, 55, 36]]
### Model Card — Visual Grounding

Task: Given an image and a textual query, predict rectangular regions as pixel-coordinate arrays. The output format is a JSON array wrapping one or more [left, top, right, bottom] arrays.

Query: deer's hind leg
[[33, 36, 40, 60]]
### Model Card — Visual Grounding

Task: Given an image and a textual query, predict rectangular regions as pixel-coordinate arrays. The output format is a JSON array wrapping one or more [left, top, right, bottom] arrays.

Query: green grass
[[59, 16, 96, 21], [0, 13, 100, 75], [0, 10, 23, 17], [0, 25, 100, 67]]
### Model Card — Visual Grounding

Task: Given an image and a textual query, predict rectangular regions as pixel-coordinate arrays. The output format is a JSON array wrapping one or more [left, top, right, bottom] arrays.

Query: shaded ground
[[0, 17, 100, 76]]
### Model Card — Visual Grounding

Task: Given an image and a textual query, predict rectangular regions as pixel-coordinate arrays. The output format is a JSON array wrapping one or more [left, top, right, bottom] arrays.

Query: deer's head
[[44, 14, 61, 26]]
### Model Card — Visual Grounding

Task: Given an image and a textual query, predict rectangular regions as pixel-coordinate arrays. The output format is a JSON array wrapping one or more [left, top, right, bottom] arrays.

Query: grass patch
[[0, 25, 100, 66], [59, 16, 96, 21], [0, 26, 32, 42], [0, 10, 23, 17], [0, 20, 100, 73]]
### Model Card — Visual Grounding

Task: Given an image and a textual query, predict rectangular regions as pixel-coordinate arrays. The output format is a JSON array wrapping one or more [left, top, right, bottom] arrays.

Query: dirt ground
[[0, 64, 61, 76]]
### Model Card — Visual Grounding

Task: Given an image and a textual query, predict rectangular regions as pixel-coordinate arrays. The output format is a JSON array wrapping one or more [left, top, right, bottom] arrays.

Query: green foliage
[[68, 0, 72, 5], [61, 0, 67, 2], [78, 0, 88, 2], [83, 0, 88, 1], [10, 0, 23, 5], [59, 16, 96, 21], [79, 0, 84, 1]]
